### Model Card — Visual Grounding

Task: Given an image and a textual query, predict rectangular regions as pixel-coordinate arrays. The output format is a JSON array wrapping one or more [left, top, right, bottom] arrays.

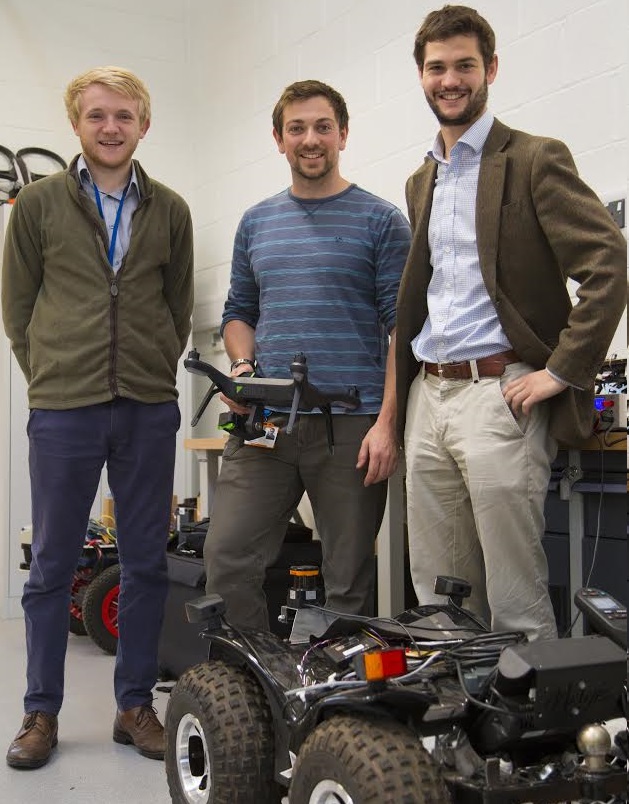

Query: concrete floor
[[0, 617, 173, 804]]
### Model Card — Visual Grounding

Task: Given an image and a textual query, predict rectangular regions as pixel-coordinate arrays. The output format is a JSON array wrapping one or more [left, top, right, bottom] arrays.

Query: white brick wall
[[187, 0, 627, 343], [0, 0, 193, 196], [0, 0, 626, 436], [3, 0, 623, 337]]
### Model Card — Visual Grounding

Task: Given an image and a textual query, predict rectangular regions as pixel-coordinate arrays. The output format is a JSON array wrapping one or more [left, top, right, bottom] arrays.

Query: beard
[[426, 79, 488, 127], [291, 153, 336, 182], [81, 140, 135, 174]]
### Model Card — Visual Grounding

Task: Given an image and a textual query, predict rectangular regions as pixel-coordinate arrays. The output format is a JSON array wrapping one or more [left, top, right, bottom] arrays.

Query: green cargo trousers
[[204, 413, 387, 631]]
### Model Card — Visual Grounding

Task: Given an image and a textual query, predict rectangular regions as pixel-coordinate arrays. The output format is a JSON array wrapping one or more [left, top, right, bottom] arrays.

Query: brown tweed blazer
[[395, 118, 627, 447]]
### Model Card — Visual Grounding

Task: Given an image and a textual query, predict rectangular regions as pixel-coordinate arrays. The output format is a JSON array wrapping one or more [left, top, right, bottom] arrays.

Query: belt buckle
[[437, 362, 444, 378]]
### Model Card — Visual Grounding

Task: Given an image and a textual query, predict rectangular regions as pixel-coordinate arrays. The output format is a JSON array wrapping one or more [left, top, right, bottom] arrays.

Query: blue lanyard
[[93, 179, 131, 265]]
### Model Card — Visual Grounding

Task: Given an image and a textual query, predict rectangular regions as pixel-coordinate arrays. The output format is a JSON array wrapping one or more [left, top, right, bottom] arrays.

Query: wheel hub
[[101, 585, 119, 636], [309, 780, 354, 804], [175, 713, 211, 803], [70, 570, 92, 621]]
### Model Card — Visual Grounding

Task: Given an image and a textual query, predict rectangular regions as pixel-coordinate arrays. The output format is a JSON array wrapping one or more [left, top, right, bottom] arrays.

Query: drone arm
[[183, 351, 240, 398], [286, 386, 302, 434], [190, 384, 220, 427]]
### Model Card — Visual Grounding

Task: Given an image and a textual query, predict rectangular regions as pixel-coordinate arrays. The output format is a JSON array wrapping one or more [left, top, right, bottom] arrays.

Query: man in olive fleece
[[3, 65, 193, 769]]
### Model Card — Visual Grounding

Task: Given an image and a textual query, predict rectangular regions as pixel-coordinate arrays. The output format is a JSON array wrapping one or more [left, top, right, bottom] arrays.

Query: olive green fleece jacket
[[2, 156, 194, 410]]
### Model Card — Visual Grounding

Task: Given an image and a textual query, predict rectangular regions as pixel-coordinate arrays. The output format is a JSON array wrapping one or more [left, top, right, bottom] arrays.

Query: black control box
[[574, 587, 627, 649]]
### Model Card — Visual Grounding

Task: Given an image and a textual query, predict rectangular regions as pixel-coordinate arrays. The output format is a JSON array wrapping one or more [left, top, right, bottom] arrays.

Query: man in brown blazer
[[396, 5, 626, 639]]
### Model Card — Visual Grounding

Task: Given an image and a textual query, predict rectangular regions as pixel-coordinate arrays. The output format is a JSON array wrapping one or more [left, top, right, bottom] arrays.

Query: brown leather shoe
[[113, 704, 164, 760], [6, 711, 58, 769]]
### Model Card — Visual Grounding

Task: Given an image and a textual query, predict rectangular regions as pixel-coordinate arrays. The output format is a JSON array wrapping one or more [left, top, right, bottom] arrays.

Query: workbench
[[183, 437, 227, 519]]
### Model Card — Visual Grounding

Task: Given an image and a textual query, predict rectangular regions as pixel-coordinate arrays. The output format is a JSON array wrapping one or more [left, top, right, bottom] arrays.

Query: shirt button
[[444, 246, 451, 254]]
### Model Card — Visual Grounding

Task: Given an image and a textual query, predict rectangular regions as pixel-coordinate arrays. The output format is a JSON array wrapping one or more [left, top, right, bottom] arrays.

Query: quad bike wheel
[[165, 660, 282, 804], [289, 713, 450, 804], [81, 563, 120, 655]]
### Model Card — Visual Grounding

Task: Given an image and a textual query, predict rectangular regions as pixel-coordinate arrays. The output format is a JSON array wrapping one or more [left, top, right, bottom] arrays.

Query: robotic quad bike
[[164, 353, 628, 804], [164, 575, 627, 804]]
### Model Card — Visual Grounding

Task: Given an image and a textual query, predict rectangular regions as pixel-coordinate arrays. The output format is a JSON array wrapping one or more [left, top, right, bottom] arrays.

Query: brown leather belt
[[424, 350, 521, 380]]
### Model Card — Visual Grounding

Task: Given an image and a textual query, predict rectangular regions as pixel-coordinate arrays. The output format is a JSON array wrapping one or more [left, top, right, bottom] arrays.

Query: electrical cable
[[443, 631, 526, 669], [583, 435, 606, 589], [454, 660, 526, 718], [302, 604, 423, 655], [306, 603, 491, 664], [603, 422, 627, 449], [393, 649, 445, 682], [285, 677, 368, 699], [560, 431, 612, 637], [297, 638, 337, 685], [446, 598, 491, 631]]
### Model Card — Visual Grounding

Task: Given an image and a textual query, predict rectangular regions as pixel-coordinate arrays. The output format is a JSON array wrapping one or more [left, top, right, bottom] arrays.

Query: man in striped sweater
[[205, 80, 412, 630]]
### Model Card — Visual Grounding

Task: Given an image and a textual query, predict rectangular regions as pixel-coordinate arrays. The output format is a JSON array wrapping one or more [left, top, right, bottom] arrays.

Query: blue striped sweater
[[222, 184, 411, 413]]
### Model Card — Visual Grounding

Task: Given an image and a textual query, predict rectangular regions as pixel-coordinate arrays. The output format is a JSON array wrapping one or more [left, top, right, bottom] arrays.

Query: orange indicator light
[[361, 648, 407, 681]]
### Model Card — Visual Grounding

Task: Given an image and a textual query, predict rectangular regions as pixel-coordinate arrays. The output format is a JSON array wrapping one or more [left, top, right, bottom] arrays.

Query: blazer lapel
[[408, 158, 437, 237], [476, 121, 510, 302], [405, 159, 436, 313]]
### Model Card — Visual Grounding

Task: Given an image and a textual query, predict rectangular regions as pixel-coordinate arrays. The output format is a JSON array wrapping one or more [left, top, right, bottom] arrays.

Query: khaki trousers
[[404, 363, 558, 640], [205, 413, 387, 631]]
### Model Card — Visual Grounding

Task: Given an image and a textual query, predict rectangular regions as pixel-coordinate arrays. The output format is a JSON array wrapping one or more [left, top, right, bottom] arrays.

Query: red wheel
[[100, 582, 119, 638], [69, 568, 93, 635], [82, 564, 121, 655]]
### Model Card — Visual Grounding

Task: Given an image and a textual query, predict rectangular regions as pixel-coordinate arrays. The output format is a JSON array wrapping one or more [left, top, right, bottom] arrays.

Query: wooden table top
[[184, 437, 227, 452], [563, 433, 627, 452]]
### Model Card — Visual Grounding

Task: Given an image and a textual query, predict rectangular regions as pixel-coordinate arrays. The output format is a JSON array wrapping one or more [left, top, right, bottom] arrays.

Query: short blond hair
[[64, 66, 151, 126]]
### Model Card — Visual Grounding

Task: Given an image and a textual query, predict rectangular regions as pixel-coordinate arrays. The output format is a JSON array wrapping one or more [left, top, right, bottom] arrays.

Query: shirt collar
[[78, 154, 139, 198], [428, 108, 495, 163]]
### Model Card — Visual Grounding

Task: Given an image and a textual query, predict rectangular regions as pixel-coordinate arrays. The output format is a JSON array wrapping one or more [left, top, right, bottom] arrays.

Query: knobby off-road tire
[[289, 713, 451, 804], [81, 563, 120, 655], [165, 660, 283, 804], [69, 611, 87, 635]]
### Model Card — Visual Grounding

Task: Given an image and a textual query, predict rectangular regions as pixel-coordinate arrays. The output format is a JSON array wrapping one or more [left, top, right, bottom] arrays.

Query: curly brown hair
[[413, 5, 495, 71]]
